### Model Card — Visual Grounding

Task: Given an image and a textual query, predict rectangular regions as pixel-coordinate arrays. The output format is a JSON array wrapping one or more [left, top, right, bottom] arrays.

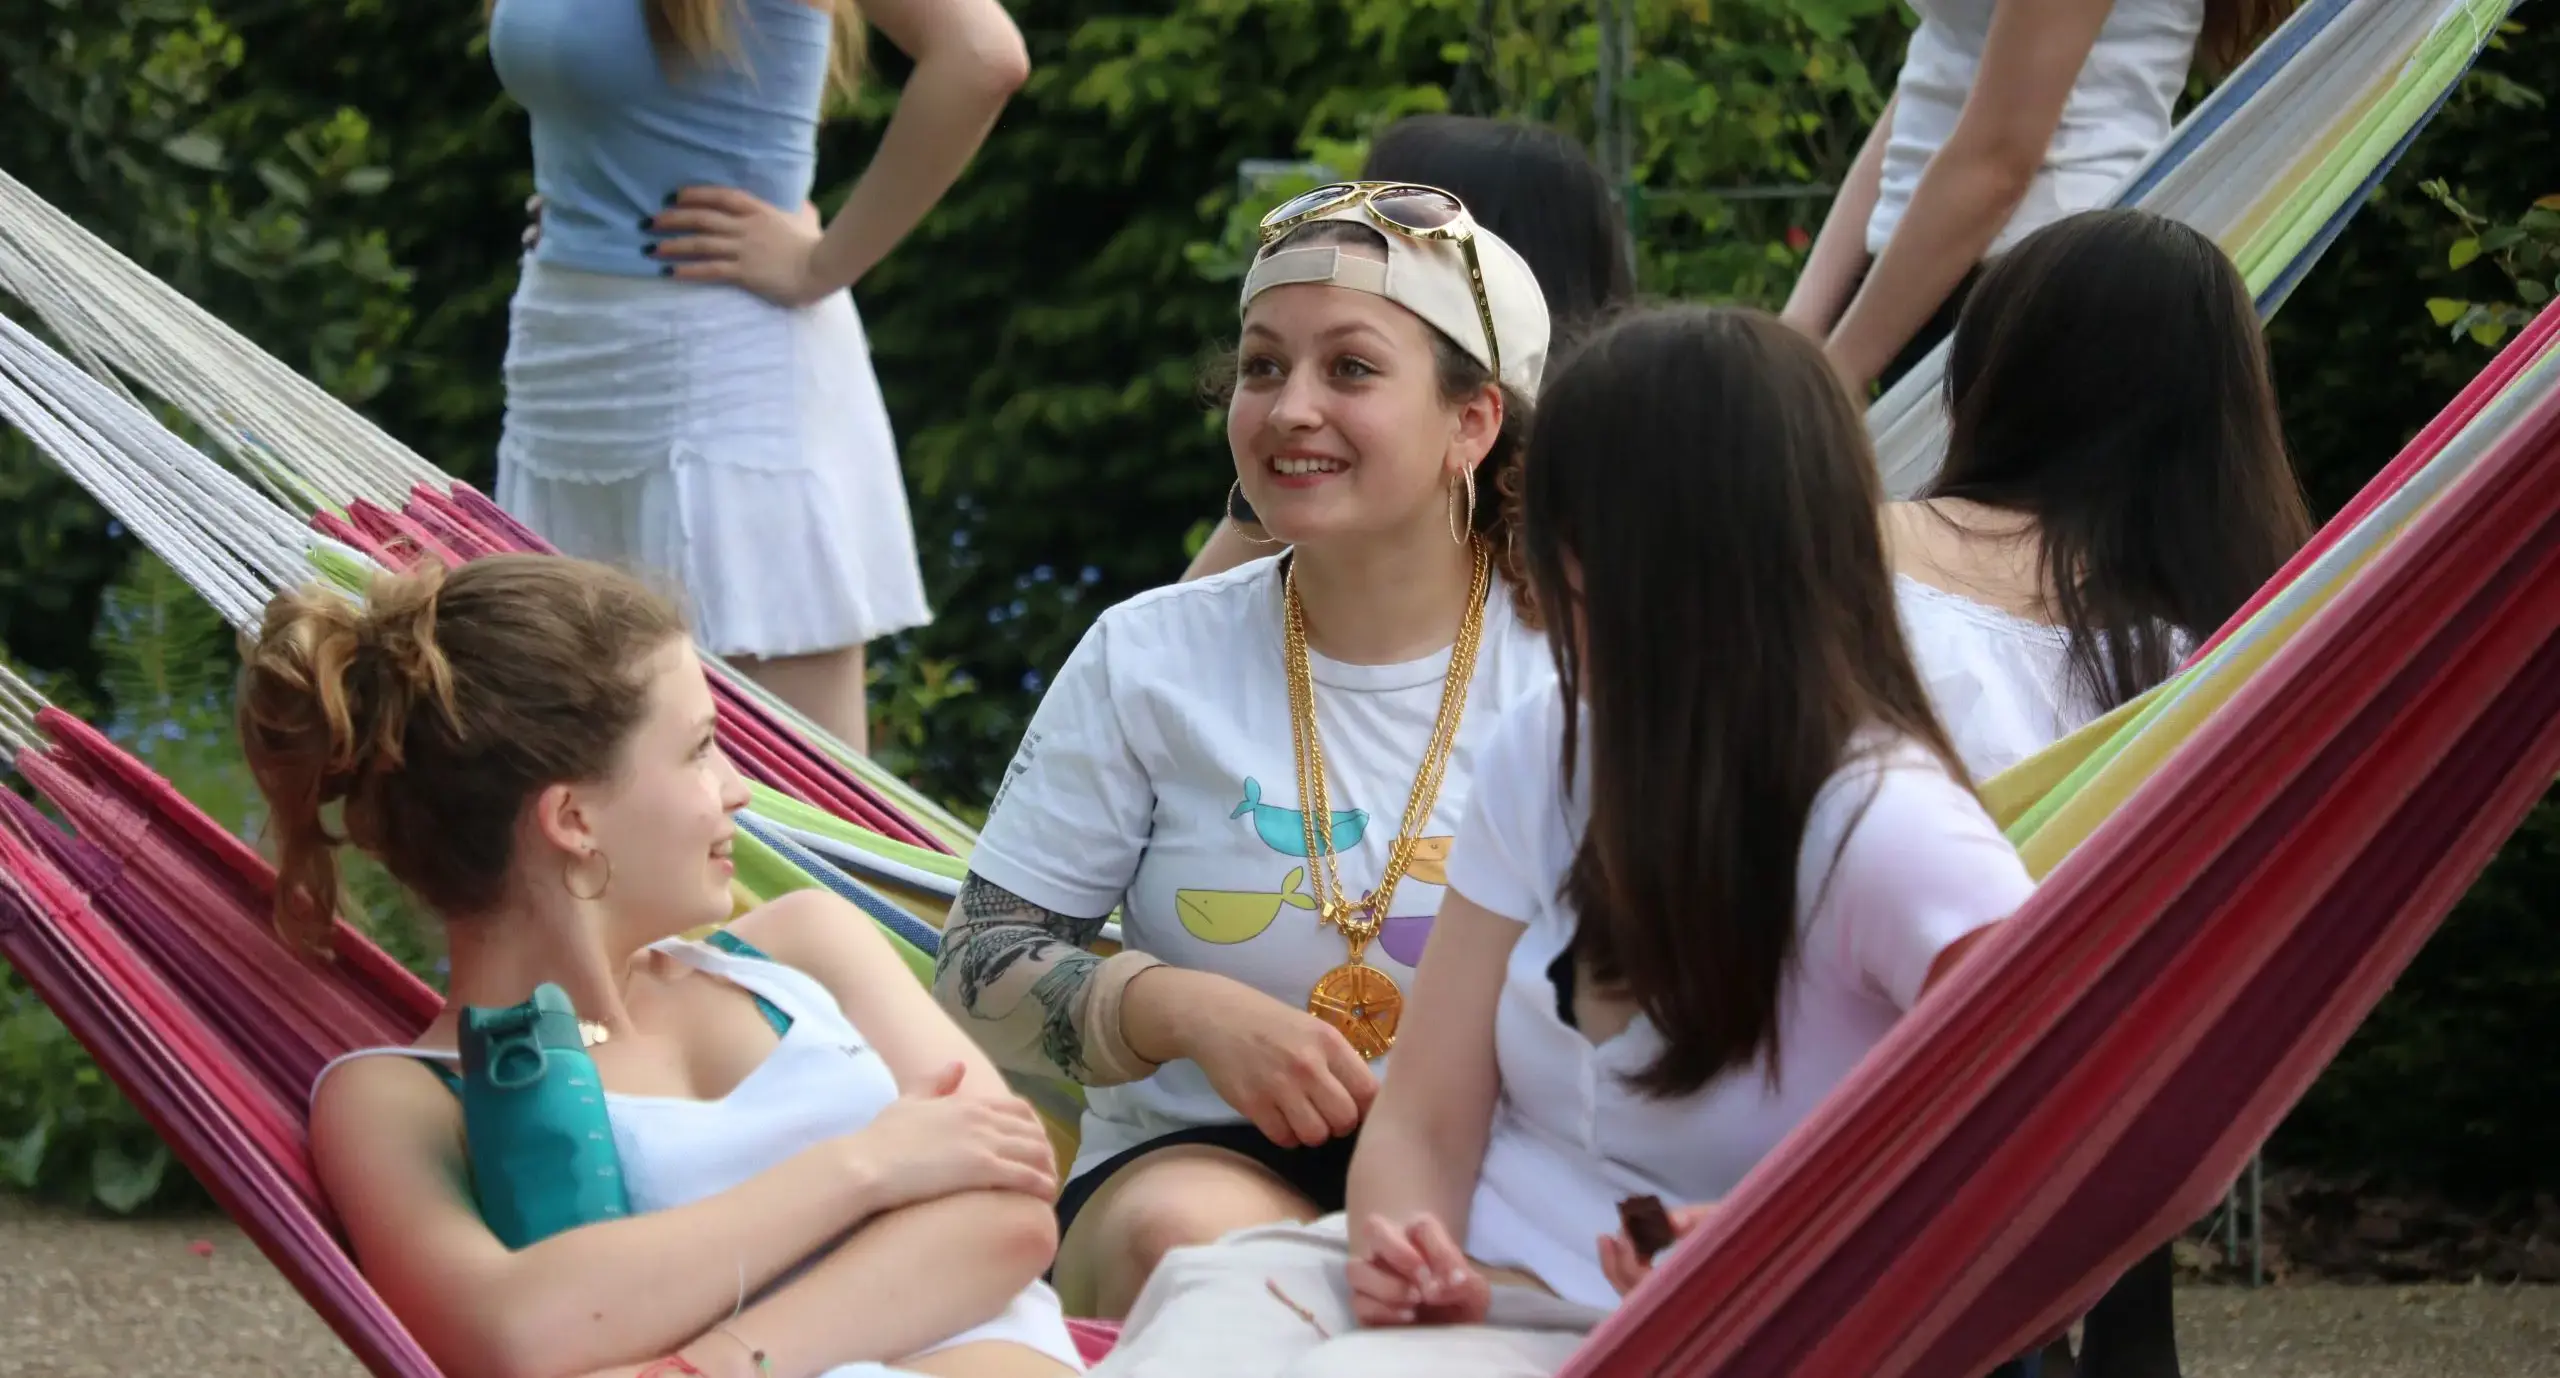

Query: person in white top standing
[[1782, 0, 2294, 393], [1887, 208, 2312, 1377], [932, 192, 1557, 1320], [1079, 306, 2038, 1378]]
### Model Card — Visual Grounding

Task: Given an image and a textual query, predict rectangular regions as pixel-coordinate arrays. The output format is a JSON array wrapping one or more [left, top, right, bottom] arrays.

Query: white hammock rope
[[0, 316, 315, 586], [0, 662, 45, 752], [0, 173, 421, 504], [0, 168, 439, 507], [1867, 0, 2516, 496], [0, 315, 334, 630]]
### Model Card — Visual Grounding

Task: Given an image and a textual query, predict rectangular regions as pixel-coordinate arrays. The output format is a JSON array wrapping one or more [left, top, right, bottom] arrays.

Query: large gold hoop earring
[[565, 848, 613, 902], [1448, 465, 1478, 546], [1231, 481, 1283, 546]]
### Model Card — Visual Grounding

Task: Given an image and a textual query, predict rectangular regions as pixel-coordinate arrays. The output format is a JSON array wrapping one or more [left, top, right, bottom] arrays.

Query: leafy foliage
[[2418, 182, 2560, 350], [0, 977, 189, 1213]]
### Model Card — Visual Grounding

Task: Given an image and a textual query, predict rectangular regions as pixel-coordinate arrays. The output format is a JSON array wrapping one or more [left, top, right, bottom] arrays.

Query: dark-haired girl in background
[[1080, 305, 2035, 1377], [1182, 114, 1635, 582], [1783, 0, 2295, 394], [1888, 207, 2315, 1377]]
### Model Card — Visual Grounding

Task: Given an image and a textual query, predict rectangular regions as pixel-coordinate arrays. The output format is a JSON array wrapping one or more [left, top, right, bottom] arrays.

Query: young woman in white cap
[[930, 186, 1555, 1320]]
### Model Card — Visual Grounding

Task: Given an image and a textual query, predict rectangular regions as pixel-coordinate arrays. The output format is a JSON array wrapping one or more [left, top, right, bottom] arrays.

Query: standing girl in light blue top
[[487, 0, 1027, 756]]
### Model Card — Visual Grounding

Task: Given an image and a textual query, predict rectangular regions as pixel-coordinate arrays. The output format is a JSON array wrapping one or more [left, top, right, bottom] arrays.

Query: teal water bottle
[[457, 983, 631, 1249]]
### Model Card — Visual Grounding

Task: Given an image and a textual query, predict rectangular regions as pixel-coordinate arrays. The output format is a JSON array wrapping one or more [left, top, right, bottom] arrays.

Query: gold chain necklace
[[1283, 537, 1492, 1059]]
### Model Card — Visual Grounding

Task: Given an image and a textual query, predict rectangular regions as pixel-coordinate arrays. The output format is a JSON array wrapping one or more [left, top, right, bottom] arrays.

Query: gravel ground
[[4, 1197, 2558, 1376]]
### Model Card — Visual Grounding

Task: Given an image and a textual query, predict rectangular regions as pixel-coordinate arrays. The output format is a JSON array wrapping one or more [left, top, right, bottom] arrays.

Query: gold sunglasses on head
[[1257, 181, 1501, 383]]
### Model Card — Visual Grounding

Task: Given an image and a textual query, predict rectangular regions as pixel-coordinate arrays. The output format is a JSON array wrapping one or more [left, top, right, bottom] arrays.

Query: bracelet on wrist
[[714, 1324, 773, 1376]]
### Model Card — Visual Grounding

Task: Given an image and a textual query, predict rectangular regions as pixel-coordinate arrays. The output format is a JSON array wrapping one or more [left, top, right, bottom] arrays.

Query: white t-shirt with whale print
[[969, 555, 1555, 1181]]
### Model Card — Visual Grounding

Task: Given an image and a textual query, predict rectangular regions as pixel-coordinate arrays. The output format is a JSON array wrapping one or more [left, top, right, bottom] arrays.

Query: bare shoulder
[[307, 1052, 475, 1238], [312, 1050, 463, 1146], [725, 889, 898, 989], [727, 890, 1003, 1087], [1879, 499, 1931, 571]]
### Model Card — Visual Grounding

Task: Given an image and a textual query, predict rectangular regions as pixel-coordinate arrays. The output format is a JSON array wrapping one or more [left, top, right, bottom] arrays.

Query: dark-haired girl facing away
[[1079, 306, 2036, 1377], [1887, 208, 2313, 1376]]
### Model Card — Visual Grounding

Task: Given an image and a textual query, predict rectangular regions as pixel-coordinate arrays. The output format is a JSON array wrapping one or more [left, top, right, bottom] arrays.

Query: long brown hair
[[236, 556, 690, 955], [1930, 209, 2313, 710], [2200, 0, 2298, 74], [489, 0, 868, 101], [1520, 306, 1968, 1096]]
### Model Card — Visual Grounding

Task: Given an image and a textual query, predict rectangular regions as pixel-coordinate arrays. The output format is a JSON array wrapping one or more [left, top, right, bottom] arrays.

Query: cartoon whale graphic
[[1233, 777, 1367, 856], [1402, 835, 1454, 887], [1177, 867, 1320, 944], [1377, 915, 1435, 968]]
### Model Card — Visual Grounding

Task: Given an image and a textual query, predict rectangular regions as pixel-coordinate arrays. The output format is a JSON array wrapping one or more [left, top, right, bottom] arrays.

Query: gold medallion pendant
[[1308, 962, 1403, 1060]]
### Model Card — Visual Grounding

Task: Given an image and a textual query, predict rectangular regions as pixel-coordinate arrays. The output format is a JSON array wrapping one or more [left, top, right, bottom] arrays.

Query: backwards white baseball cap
[[1242, 182, 1550, 396]]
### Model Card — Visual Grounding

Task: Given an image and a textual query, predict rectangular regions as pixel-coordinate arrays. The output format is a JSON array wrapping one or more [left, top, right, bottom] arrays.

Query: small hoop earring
[[1231, 481, 1283, 545], [565, 848, 613, 902]]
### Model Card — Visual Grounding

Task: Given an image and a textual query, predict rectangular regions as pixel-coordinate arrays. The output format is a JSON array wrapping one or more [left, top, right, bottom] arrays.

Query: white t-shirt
[[970, 556, 1556, 1181], [1868, 0, 2206, 256], [1444, 678, 2036, 1309]]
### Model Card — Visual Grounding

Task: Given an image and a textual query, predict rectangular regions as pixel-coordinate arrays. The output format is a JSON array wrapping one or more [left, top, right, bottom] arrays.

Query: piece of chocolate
[[1617, 1193, 1676, 1263]]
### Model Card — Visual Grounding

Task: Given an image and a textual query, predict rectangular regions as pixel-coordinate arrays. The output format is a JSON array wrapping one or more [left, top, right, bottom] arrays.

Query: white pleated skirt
[[494, 258, 933, 658]]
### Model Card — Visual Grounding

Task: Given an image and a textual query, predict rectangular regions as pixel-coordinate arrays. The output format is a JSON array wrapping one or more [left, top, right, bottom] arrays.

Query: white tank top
[[316, 939, 1084, 1376], [1868, 0, 2205, 256]]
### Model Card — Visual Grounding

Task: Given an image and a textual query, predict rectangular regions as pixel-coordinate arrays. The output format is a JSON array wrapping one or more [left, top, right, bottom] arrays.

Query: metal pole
[[2250, 1152, 2265, 1287], [2224, 1180, 2239, 1264]]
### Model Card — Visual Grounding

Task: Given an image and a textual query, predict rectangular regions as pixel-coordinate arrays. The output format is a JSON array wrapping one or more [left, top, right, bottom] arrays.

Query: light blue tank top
[[489, 0, 831, 276]]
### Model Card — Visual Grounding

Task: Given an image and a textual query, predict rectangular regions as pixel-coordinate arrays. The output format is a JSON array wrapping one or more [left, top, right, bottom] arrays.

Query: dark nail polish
[[641, 243, 656, 256], [659, 265, 674, 276], [663, 191, 680, 206], [637, 216, 655, 231]]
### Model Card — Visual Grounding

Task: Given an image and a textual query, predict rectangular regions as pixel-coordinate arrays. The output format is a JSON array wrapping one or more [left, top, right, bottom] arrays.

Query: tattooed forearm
[[934, 874, 1135, 1085]]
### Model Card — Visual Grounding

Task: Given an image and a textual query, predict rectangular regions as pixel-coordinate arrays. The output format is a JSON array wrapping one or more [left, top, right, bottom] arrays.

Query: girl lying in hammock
[[1084, 306, 2039, 1377], [238, 555, 1084, 1378]]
